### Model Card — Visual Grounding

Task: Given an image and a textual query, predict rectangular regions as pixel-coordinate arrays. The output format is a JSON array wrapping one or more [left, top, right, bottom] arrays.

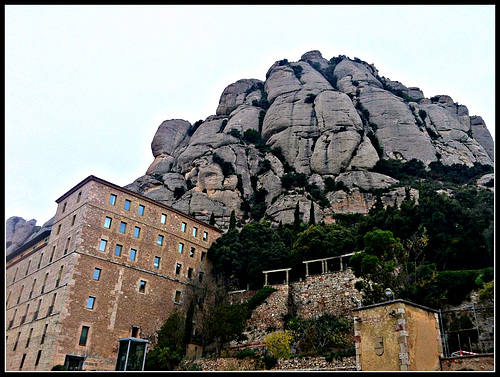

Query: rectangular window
[[26, 260, 31, 275], [139, 280, 146, 293], [119, 222, 127, 233], [79, 326, 89, 346], [71, 214, 76, 226], [115, 244, 122, 257], [154, 257, 160, 269], [203, 231, 208, 241], [104, 217, 112, 228], [161, 213, 167, 224], [188, 267, 193, 279], [64, 237, 71, 255], [124, 199, 131, 211], [86, 296, 95, 310], [201, 252, 206, 262], [129, 249, 137, 261], [174, 291, 181, 303], [178, 243, 184, 254], [26, 328, 33, 348], [57, 224, 61, 235], [41, 324, 48, 345], [49, 246, 55, 263], [109, 194, 117, 205], [192, 227, 198, 237], [99, 239, 107, 252], [20, 354, 26, 369], [38, 253, 44, 268], [157, 235, 164, 246], [134, 227, 140, 238], [93, 268, 101, 280], [35, 350, 42, 366], [77, 191, 82, 203], [62, 202, 67, 213], [138, 205, 145, 215], [190, 247, 195, 258], [181, 222, 187, 232], [175, 263, 182, 275]]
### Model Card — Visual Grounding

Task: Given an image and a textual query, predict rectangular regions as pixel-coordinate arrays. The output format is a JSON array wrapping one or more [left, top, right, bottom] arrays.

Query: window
[[161, 213, 167, 224], [104, 217, 112, 228], [109, 194, 117, 205], [26, 260, 31, 275], [139, 280, 146, 293], [37, 253, 43, 269], [190, 247, 195, 258], [41, 324, 48, 345], [26, 328, 33, 348], [55, 266, 63, 287], [33, 299, 42, 320], [175, 263, 182, 275], [29, 280, 36, 299], [124, 199, 131, 210], [129, 249, 137, 261], [131, 326, 140, 338], [99, 239, 107, 252], [57, 224, 61, 235], [62, 202, 67, 213], [199, 272, 204, 283], [93, 268, 101, 280], [79, 326, 89, 346], [181, 222, 187, 232], [41, 273, 48, 294], [77, 191, 82, 203], [71, 214, 76, 226], [157, 235, 164, 246], [20, 354, 26, 369], [192, 227, 198, 237], [17, 285, 24, 304], [174, 291, 181, 304], [64, 237, 71, 255], [13, 267, 18, 282], [13, 332, 21, 351], [86, 296, 95, 309], [35, 350, 42, 366], [203, 231, 208, 241], [178, 243, 184, 254], [187, 267, 193, 279], [138, 205, 145, 215], [134, 226, 140, 238], [119, 222, 127, 233], [201, 252, 206, 262], [49, 246, 55, 263], [115, 244, 122, 257], [154, 257, 160, 269]]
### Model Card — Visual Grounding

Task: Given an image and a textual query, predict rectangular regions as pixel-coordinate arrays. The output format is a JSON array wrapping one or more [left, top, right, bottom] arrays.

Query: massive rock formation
[[124, 51, 494, 227]]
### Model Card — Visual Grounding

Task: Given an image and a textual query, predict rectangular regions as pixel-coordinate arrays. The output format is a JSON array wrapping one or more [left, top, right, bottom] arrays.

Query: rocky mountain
[[126, 51, 489, 227], [6, 216, 55, 256]]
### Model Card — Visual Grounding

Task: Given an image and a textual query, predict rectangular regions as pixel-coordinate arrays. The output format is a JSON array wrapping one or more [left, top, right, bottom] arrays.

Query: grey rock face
[[6, 217, 41, 255], [123, 50, 494, 227]]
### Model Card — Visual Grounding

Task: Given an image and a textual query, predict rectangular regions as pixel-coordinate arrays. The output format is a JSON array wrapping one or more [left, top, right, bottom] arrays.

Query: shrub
[[304, 93, 317, 103], [262, 354, 278, 370], [292, 65, 303, 79], [264, 330, 294, 360], [174, 187, 185, 199]]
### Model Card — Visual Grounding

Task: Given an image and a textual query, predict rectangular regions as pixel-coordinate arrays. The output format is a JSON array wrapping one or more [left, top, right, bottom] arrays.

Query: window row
[[7, 266, 65, 309], [13, 324, 49, 369], [108, 193, 210, 242], [98, 239, 207, 264], [10, 239, 72, 285], [109, 193, 145, 215], [8, 292, 58, 330]]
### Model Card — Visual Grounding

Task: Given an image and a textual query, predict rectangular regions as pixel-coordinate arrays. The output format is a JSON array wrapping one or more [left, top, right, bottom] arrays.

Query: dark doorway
[[64, 355, 85, 371]]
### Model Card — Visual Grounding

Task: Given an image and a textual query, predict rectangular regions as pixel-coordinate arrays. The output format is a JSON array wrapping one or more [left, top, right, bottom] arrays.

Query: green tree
[[209, 212, 216, 226], [309, 201, 315, 225], [229, 210, 237, 230]]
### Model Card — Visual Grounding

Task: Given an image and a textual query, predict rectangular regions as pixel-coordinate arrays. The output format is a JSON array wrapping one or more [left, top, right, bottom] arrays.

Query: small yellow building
[[353, 299, 443, 371]]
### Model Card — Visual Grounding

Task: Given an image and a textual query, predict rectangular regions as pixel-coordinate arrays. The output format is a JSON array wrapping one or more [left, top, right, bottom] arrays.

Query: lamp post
[[385, 288, 394, 301]]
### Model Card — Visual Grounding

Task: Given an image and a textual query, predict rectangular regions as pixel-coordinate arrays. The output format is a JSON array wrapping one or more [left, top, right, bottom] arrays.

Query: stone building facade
[[353, 300, 443, 371], [5, 175, 222, 371]]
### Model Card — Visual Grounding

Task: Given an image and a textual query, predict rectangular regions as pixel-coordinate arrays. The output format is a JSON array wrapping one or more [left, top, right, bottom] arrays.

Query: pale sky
[[5, 5, 495, 226]]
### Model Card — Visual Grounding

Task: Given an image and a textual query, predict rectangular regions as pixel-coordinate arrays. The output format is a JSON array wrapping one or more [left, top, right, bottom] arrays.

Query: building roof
[[352, 299, 439, 313], [55, 175, 223, 234]]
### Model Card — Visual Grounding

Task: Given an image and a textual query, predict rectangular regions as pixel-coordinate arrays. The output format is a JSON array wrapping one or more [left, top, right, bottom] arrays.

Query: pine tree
[[309, 201, 316, 225], [229, 210, 237, 230], [209, 212, 216, 226], [293, 201, 301, 232]]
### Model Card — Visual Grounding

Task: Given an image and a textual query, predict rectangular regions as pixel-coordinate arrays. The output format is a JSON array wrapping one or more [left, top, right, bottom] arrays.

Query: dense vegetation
[[208, 160, 494, 307]]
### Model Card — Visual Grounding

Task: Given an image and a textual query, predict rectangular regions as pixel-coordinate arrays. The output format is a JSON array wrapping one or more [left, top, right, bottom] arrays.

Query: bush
[[173, 186, 185, 199], [262, 354, 278, 370], [304, 93, 317, 103], [51, 365, 67, 371], [264, 330, 294, 360]]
